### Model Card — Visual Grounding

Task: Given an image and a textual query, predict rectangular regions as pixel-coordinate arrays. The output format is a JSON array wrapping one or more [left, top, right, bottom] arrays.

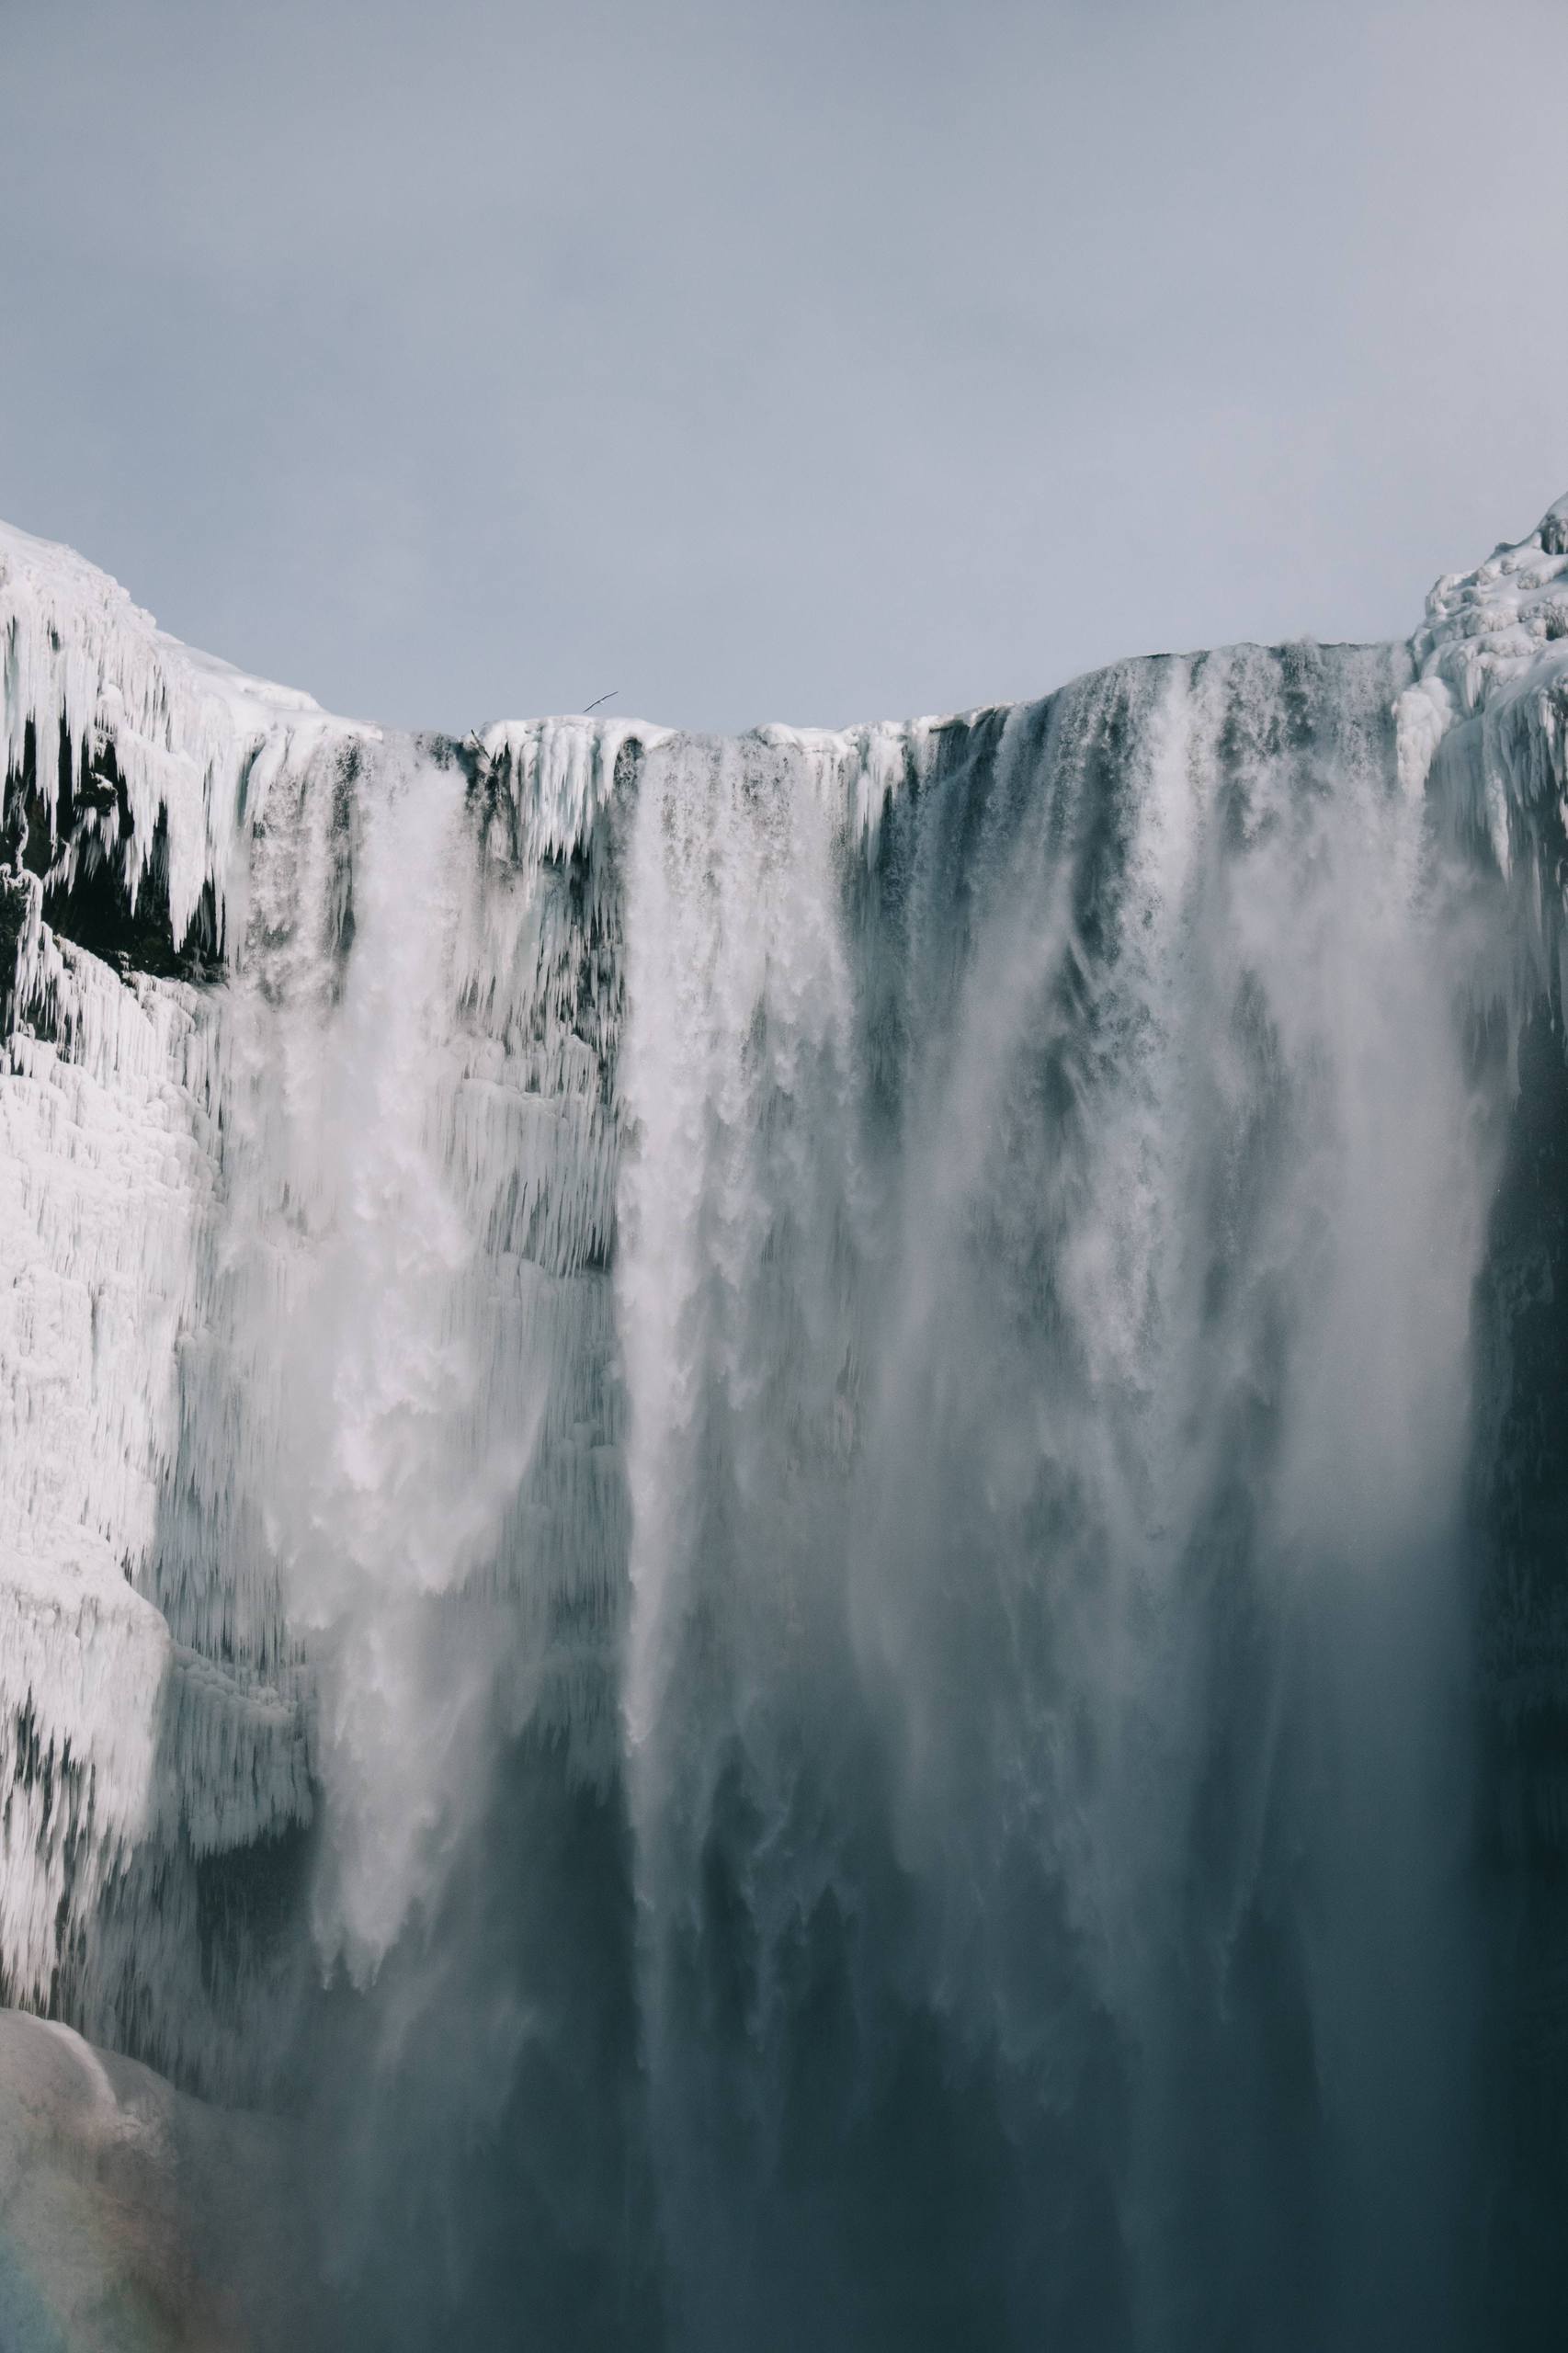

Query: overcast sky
[[3, 0, 1567, 735]]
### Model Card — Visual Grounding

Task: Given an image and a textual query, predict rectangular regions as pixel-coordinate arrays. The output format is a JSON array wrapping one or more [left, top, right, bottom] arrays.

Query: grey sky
[[3, 0, 1566, 736]]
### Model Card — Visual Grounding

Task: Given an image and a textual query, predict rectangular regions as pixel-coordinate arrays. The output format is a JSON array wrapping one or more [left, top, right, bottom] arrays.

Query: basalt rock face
[[5, 507, 1568, 2349]]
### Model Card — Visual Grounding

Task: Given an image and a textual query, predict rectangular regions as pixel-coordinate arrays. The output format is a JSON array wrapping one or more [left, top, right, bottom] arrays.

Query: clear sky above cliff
[[3, 0, 1566, 736]]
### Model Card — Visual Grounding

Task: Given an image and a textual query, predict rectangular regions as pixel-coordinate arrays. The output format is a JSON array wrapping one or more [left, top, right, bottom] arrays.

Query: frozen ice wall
[[6, 505, 1568, 2347], [0, 525, 646, 2096]]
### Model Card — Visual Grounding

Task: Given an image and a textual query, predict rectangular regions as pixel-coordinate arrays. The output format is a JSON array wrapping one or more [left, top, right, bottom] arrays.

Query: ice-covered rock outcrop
[[1399, 499, 1568, 998], [0, 530, 369, 2088], [1, 529, 687, 2088], [0, 517, 363, 950]]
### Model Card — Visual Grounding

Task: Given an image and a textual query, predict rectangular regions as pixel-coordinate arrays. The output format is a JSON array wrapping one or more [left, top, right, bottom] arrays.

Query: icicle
[[0, 518, 372, 951]]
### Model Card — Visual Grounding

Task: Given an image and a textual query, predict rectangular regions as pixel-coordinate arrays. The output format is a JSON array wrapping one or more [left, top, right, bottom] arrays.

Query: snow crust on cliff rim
[[0, 516, 1123, 936], [1416, 494, 1568, 706], [0, 518, 369, 947], [8, 494, 1568, 933], [1395, 494, 1568, 877]]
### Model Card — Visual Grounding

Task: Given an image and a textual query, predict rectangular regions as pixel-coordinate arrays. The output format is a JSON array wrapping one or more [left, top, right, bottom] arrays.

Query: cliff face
[[4, 506, 1568, 2347]]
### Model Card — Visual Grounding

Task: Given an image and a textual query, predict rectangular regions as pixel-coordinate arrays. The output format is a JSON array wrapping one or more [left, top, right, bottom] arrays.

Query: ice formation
[[6, 501, 1568, 2347]]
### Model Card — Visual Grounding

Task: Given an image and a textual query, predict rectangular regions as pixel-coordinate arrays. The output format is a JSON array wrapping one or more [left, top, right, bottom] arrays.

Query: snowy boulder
[[0, 2008, 301, 2352]]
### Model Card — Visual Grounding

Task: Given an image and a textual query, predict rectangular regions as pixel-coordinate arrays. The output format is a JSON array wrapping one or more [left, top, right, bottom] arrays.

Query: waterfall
[[614, 648, 1497, 2351], [4, 506, 1568, 2347]]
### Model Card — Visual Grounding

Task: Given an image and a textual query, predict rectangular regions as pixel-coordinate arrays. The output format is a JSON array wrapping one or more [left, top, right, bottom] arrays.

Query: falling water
[[613, 647, 1500, 2353]]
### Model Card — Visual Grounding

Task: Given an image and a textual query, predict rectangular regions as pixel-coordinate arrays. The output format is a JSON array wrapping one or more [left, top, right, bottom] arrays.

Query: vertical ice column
[[0, 892, 214, 2047]]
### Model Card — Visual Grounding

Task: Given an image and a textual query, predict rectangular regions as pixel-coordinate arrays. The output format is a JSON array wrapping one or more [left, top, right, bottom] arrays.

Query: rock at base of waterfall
[[0, 2009, 301, 2353]]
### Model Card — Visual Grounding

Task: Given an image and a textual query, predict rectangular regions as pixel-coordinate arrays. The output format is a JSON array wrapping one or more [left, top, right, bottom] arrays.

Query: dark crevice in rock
[[3, 717, 222, 989]]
